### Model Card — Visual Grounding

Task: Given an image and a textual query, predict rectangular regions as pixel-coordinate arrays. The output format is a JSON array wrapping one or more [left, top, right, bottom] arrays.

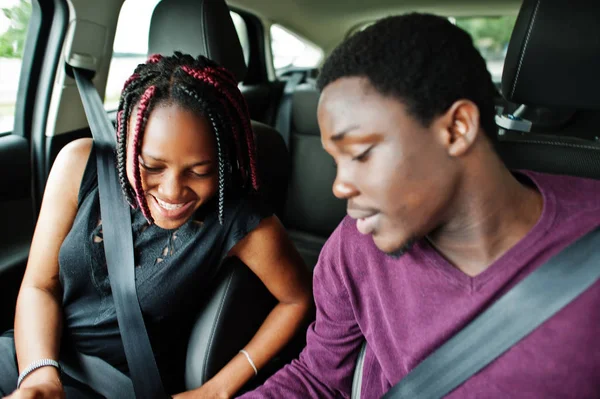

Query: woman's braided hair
[[116, 52, 259, 225]]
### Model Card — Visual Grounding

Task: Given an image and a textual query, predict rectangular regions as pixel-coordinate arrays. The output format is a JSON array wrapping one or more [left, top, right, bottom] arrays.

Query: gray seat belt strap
[[72, 67, 168, 399], [381, 226, 600, 399], [60, 346, 134, 399]]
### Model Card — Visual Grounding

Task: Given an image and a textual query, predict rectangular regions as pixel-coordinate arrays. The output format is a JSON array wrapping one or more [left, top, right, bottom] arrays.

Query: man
[[241, 13, 600, 398]]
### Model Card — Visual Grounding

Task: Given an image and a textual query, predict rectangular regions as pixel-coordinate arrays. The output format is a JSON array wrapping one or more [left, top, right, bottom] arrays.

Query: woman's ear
[[435, 99, 481, 157]]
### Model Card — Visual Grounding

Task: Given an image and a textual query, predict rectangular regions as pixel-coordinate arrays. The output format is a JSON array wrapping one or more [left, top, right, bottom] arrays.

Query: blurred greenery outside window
[[0, 0, 32, 133], [452, 16, 517, 82]]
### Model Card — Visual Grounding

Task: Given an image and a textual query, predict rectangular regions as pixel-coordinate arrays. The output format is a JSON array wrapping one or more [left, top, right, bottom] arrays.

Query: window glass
[[270, 24, 323, 76], [0, 0, 32, 133], [104, 0, 161, 110], [452, 16, 517, 83], [230, 11, 249, 66]]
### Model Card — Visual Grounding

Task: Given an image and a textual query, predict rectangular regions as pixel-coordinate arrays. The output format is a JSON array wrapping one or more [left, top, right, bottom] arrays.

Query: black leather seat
[[282, 83, 346, 270], [148, 0, 289, 391]]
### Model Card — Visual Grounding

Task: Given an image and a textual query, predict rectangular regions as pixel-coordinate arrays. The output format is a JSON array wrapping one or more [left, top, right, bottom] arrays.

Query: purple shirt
[[241, 172, 600, 398]]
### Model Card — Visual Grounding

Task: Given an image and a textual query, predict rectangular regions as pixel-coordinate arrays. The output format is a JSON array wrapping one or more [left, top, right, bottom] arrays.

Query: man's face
[[318, 77, 460, 255]]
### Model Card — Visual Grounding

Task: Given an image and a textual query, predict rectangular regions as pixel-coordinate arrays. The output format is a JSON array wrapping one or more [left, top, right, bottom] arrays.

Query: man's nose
[[332, 171, 359, 200]]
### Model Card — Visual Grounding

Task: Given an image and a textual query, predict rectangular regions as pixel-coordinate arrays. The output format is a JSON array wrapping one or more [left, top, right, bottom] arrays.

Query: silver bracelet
[[239, 349, 258, 376], [17, 359, 61, 389]]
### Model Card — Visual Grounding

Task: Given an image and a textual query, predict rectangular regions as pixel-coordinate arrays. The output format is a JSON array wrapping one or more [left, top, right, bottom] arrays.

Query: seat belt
[[275, 71, 304, 149], [374, 226, 600, 399], [72, 67, 168, 399]]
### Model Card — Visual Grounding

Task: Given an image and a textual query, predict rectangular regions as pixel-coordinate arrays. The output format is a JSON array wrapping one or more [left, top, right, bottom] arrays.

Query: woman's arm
[[174, 216, 313, 399], [9, 139, 92, 397]]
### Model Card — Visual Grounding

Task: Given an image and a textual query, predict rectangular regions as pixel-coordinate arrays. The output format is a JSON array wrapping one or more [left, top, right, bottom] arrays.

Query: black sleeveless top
[[58, 148, 272, 393]]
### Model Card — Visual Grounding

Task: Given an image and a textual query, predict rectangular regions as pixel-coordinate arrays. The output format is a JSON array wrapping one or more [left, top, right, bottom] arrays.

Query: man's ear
[[435, 100, 481, 157]]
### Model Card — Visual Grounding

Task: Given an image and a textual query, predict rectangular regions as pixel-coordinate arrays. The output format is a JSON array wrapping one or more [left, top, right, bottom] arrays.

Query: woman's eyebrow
[[140, 153, 213, 167]]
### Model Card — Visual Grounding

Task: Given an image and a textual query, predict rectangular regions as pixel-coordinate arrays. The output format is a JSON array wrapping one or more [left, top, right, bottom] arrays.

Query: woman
[[0, 52, 312, 398]]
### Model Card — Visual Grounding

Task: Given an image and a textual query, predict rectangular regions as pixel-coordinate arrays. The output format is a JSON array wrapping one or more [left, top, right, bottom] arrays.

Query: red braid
[[181, 67, 248, 180], [204, 67, 259, 188], [181, 66, 259, 190], [132, 85, 156, 223], [116, 110, 124, 140], [147, 53, 163, 64], [122, 73, 140, 91]]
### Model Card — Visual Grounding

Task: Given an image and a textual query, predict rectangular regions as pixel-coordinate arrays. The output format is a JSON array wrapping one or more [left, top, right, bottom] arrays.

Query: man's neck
[[427, 156, 544, 277]]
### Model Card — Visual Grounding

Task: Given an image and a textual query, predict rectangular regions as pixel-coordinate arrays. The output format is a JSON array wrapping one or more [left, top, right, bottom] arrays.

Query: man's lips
[[348, 208, 380, 235], [347, 208, 379, 220]]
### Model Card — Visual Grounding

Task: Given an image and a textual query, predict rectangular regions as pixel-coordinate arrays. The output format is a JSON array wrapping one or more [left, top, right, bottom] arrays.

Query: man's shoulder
[[526, 170, 600, 205]]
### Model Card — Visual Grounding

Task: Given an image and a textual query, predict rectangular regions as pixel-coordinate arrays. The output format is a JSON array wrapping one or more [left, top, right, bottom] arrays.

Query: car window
[[104, 0, 250, 111], [0, 0, 32, 133], [104, 0, 160, 111], [270, 24, 323, 76], [231, 11, 250, 66], [452, 16, 518, 83]]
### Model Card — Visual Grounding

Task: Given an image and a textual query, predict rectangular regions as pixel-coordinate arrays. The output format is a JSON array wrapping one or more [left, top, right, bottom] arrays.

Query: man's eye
[[352, 146, 374, 162]]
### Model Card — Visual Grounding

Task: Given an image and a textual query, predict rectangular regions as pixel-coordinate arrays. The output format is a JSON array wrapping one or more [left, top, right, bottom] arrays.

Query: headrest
[[148, 0, 247, 82], [502, 0, 600, 110], [292, 84, 321, 136]]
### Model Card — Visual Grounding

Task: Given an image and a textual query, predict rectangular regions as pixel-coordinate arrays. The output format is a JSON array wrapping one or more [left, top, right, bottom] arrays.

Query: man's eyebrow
[[331, 125, 360, 142], [141, 153, 212, 167]]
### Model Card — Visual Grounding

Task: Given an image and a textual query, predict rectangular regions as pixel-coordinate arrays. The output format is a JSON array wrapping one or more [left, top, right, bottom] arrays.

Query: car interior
[[1, 0, 599, 395]]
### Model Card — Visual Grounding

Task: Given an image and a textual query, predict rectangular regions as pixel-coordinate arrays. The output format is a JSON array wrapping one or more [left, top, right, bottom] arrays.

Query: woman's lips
[[150, 195, 195, 220]]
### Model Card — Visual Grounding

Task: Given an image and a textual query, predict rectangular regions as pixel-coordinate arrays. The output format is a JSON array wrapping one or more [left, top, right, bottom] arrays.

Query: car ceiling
[[227, 0, 522, 53]]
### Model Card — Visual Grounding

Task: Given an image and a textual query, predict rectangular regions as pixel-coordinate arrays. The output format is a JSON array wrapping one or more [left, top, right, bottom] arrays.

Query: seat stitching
[[512, 0, 542, 98], [507, 139, 600, 151]]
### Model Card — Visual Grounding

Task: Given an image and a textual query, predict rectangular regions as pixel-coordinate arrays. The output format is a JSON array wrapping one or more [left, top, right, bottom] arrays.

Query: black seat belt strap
[[73, 67, 168, 399], [380, 226, 600, 399], [275, 71, 304, 149]]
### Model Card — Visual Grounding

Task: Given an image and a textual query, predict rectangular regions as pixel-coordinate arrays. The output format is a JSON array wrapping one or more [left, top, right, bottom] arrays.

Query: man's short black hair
[[317, 13, 498, 138]]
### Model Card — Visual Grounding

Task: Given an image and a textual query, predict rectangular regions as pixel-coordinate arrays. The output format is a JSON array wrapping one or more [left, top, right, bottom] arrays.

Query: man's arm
[[239, 225, 364, 398]]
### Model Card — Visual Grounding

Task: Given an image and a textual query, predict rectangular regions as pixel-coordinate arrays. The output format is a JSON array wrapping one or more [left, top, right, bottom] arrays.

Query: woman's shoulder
[[49, 138, 94, 207], [224, 192, 273, 224]]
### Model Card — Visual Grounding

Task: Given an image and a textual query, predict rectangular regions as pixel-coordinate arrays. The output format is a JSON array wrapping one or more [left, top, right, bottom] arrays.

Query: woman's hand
[[172, 380, 229, 399], [5, 380, 65, 399]]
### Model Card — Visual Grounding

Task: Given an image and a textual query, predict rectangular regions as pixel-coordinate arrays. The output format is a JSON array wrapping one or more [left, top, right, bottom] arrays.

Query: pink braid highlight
[[147, 53, 163, 64], [204, 67, 259, 189], [181, 66, 246, 171], [122, 73, 140, 92], [181, 66, 260, 190], [116, 110, 124, 140], [132, 85, 156, 223]]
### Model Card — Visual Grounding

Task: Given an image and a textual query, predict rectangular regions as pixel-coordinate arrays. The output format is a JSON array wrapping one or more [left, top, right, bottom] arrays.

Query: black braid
[[116, 73, 161, 206], [177, 85, 228, 224], [116, 95, 136, 207]]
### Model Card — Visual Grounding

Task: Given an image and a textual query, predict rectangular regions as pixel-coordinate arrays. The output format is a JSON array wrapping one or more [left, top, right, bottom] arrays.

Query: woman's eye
[[190, 169, 213, 178], [140, 163, 162, 173]]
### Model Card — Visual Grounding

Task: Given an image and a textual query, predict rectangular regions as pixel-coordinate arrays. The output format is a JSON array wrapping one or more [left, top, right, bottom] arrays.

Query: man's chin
[[374, 236, 417, 259]]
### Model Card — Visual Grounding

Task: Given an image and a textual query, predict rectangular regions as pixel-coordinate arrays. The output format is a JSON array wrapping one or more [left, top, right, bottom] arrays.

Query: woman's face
[[126, 103, 218, 229]]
